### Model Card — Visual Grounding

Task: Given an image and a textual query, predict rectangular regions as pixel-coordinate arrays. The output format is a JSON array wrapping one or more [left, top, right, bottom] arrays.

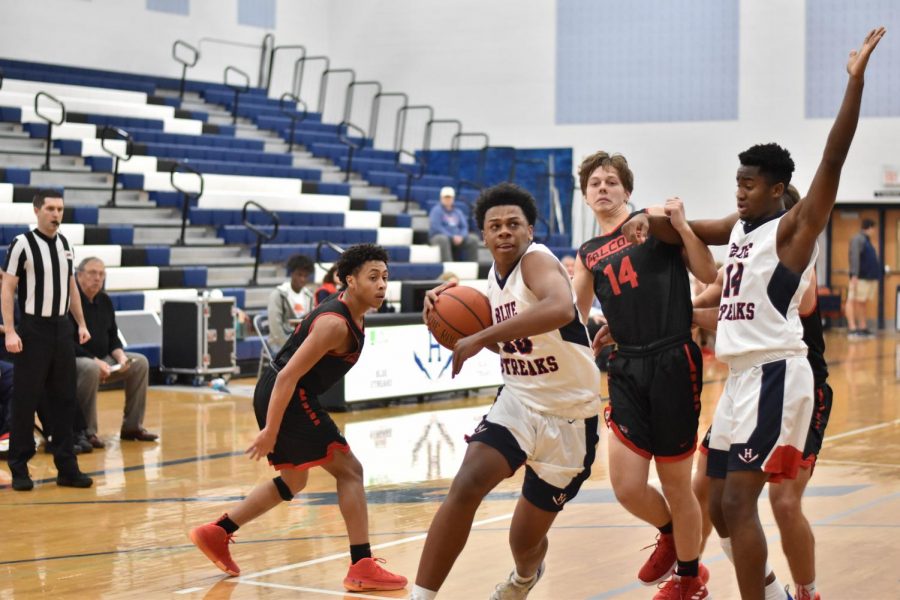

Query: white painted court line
[[817, 458, 900, 470], [239, 579, 399, 598], [174, 587, 204, 595], [823, 418, 900, 443]]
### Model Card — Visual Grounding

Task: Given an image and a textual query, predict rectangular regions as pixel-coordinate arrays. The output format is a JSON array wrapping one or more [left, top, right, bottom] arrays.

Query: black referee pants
[[7, 315, 79, 476]]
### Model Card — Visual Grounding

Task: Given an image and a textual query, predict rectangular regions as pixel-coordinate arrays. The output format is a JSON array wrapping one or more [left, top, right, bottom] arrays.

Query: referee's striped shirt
[[2, 229, 74, 317]]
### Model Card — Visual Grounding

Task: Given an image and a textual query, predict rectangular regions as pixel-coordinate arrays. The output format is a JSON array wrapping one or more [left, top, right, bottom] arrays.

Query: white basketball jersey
[[486, 243, 601, 419], [715, 214, 816, 363]]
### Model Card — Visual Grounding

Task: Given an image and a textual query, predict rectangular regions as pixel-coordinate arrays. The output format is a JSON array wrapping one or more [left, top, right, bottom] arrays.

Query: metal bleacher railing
[[242, 200, 280, 286], [169, 162, 204, 246], [99, 126, 133, 207], [33, 91, 65, 170]]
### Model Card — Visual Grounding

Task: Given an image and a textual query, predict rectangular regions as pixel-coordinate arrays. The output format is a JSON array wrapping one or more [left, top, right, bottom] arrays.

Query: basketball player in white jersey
[[411, 183, 601, 600], [623, 27, 885, 599]]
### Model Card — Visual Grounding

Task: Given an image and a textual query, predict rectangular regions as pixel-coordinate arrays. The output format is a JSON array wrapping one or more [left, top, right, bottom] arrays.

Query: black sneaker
[[74, 431, 94, 454], [860, 328, 875, 337], [12, 473, 34, 491], [56, 472, 93, 488]]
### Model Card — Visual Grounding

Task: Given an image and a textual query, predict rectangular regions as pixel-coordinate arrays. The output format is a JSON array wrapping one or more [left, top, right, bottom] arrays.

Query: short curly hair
[[739, 143, 794, 188], [335, 243, 389, 286], [286, 254, 314, 276], [473, 183, 537, 230]]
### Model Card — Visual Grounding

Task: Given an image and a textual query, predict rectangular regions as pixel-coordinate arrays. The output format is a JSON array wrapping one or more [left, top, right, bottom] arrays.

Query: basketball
[[427, 286, 493, 350]]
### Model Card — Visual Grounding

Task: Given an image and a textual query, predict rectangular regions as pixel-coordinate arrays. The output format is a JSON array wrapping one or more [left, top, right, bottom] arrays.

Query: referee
[[2, 189, 93, 491]]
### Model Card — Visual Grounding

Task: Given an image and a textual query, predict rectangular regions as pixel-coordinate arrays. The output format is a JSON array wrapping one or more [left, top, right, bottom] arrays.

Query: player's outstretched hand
[[421, 280, 458, 324], [451, 333, 483, 378], [847, 27, 886, 79], [246, 428, 277, 461], [621, 213, 649, 245]]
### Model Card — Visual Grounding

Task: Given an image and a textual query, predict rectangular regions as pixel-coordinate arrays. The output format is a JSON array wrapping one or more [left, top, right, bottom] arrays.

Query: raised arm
[[778, 27, 886, 272], [623, 211, 739, 247]]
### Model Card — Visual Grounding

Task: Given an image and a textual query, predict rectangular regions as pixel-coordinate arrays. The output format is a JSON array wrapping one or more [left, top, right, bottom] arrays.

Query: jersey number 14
[[722, 263, 744, 298], [602, 256, 639, 296]]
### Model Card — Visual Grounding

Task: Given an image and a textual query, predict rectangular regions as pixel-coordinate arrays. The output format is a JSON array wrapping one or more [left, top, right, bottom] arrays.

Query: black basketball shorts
[[604, 339, 702, 462], [253, 367, 349, 470]]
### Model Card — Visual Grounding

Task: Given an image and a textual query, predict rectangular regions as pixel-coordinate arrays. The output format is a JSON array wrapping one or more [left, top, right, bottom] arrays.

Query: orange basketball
[[427, 286, 493, 350]]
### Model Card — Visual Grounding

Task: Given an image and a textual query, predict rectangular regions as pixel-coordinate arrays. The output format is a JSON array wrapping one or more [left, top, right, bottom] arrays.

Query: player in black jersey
[[188, 244, 407, 593], [573, 151, 717, 599], [691, 187, 833, 600]]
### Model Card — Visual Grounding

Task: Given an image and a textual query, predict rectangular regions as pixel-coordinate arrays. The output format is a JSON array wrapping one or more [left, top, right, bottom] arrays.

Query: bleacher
[[0, 55, 576, 374]]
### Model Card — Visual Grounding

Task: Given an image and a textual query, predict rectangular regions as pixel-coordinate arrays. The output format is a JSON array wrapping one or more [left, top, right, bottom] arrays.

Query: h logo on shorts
[[738, 447, 759, 464], [551, 492, 568, 507]]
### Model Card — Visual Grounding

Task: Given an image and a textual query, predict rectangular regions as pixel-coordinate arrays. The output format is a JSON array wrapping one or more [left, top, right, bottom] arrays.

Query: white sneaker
[[489, 562, 545, 600]]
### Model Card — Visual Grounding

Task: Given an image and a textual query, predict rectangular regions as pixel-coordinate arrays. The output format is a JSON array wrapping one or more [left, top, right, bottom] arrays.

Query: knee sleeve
[[273, 476, 294, 501]]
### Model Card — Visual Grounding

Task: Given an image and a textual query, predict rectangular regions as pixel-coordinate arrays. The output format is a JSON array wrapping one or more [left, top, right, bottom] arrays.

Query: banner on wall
[[343, 324, 502, 403]]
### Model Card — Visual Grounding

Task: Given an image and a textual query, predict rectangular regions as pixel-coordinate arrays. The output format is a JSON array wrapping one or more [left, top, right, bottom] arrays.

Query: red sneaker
[[343, 557, 408, 592], [652, 575, 710, 600], [699, 563, 710, 584], [189, 520, 240, 576], [639, 533, 677, 585]]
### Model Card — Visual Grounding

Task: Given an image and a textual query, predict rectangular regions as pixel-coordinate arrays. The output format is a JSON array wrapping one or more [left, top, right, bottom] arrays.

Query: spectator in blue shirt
[[428, 187, 480, 262], [846, 218, 881, 337]]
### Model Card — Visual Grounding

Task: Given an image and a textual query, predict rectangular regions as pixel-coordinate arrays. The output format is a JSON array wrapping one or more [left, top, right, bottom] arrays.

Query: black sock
[[658, 521, 673, 535], [350, 543, 372, 564], [676, 558, 699, 577], [216, 515, 239, 534]]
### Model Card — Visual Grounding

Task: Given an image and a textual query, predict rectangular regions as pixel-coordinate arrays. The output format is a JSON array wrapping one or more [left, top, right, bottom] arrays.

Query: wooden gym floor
[[1, 331, 898, 599]]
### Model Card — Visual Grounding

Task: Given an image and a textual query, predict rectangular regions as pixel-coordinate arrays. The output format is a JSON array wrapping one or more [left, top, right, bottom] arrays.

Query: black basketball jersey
[[800, 299, 828, 386], [578, 212, 693, 347], [271, 293, 364, 395]]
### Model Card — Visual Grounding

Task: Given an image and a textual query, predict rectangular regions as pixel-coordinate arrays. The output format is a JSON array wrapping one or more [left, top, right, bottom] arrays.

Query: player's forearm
[[645, 215, 683, 245], [475, 300, 574, 347], [822, 76, 864, 168], [693, 307, 719, 332], [265, 375, 296, 432], [676, 224, 717, 283]]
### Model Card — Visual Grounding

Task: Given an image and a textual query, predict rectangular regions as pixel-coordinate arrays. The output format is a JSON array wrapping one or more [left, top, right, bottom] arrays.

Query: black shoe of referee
[[56, 471, 93, 488]]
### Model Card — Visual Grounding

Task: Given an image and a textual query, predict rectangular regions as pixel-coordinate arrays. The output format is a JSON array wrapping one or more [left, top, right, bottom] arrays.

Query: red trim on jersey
[[269, 441, 351, 471], [698, 443, 709, 457], [305, 311, 361, 358], [763, 444, 804, 483], [605, 407, 652, 460], [799, 294, 819, 318], [655, 438, 697, 463]]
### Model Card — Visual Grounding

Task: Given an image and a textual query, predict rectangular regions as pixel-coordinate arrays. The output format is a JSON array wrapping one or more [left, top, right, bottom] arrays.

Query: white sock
[[513, 569, 536, 585], [720, 536, 734, 564], [765, 576, 788, 600], [797, 580, 817, 598], [409, 584, 438, 600]]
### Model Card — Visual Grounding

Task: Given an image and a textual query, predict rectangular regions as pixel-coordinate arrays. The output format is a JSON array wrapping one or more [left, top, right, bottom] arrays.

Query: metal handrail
[[34, 91, 65, 171], [455, 179, 484, 232], [224, 66, 251, 125], [99, 126, 133, 207], [317, 67, 355, 115], [394, 104, 434, 153], [395, 149, 425, 213], [369, 91, 407, 148], [279, 92, 308, 153], [292, 55, 330, 102], [172, 40, 200, 100], [315, 240, 346, 268], [343, 80, 381, 132], [169, 162, 205, 246], [423, 118, 462, 152], [338, 122, 366, 183], [450, 132, 490, 183], [242, 200, 280, 286], [265, 44, 306, 93], [258, 33, 274, 88]]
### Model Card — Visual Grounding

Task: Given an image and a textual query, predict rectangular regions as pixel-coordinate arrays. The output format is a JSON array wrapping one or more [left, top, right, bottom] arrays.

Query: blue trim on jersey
[[557, 309, 590, 347], [766, 262, 802, 318], [742, 209, 786, 234]]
